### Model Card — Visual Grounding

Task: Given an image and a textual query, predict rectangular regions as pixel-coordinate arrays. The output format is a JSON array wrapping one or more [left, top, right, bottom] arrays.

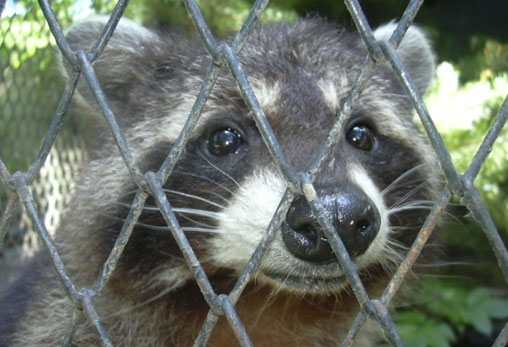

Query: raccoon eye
[[346, 124, 375, 151], [207, 127, 244, 156]]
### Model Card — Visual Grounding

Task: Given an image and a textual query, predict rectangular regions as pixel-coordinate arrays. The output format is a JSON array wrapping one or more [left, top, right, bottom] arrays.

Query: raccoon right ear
[[62, 16, 160, 110], [374, 22, 435, 95]]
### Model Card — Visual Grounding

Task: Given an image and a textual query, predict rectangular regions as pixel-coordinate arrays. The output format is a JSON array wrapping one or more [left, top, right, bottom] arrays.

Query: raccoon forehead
[[126, 93, 197, 146], [122, 77, 281, 149], [249, 79, 281, 112]]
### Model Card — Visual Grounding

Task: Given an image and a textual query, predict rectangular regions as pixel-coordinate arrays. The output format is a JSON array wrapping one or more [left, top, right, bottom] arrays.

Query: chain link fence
[[0, 0, 507, 346], [0, 0, 86, 263]]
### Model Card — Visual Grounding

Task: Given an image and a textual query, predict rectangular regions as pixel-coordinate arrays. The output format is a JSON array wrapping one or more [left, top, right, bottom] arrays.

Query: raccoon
[[0, 16, 438, 346]]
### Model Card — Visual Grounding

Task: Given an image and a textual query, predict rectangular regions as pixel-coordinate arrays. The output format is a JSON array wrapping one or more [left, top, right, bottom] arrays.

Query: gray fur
[[0, 17, 439, 346]]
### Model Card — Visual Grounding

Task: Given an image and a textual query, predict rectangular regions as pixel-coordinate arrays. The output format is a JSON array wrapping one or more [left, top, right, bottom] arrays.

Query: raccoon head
[[62, 16, 437, 295]]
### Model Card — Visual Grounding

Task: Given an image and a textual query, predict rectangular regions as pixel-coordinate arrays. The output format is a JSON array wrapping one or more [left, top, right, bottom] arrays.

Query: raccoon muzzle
[[281, 185, 381, 263]]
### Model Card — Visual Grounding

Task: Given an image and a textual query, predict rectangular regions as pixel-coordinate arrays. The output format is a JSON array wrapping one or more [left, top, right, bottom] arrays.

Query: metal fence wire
[[0, 0, 507, 346], [0, 0, 86, 262]]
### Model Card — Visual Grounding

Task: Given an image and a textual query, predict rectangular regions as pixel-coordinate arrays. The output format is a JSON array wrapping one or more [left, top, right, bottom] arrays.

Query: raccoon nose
[[281, 188, 380, 263]]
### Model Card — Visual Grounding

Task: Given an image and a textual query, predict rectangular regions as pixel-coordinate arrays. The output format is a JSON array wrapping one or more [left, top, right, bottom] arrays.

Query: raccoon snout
[[281, 187, 381, 263]]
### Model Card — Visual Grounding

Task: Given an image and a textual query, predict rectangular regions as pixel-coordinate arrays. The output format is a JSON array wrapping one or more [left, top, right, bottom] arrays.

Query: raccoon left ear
[[374, 23, 435, 95], [62, 16, 162, 113]]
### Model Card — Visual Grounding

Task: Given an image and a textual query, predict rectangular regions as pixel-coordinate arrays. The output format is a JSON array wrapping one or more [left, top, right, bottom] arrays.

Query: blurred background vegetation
[[0, 0, 507, 346]]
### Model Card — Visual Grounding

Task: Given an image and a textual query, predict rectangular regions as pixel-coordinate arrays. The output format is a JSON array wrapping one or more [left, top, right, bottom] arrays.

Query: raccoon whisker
[[253, 290, 279, 325], [121, 184, 230, 206], [388, 180, 431, 209], [389, 205, 460, 220], [172, 207, 221, 220], [196, 189, 230, 205], [392, 198, 436, 208], [382, 163, 430, 196], [413, 261, 475, 268], [175, 212, 217, 229], [163, 189, 225, 209], [133, 222, 171, 231], [197, 150, 241, 188], [96, 216, 190, 231], [181, 227, 225, 234], [108, 282, 181, 317], [173, 207, 223, 228], [378, 238, 407, 273], [389, 199, 459, 222], [388, 204, 434, 215], [388, 198, 435, 210], [389, 225, 420, 232], [389, 190, 434, 209], [128, 221, 224, 234], [116, 201, 142, 209], [114, 202, 222, 220], [173, 170, 238, 196], [109, 203, 221, 229], [386, 236, 410, 252]]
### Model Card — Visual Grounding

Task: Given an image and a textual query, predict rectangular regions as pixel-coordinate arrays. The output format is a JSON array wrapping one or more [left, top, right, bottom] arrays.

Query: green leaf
[[398, 311, 456, 347], [427, 323, 455, 347], [485, 299, 508, 319], [467, 288, 491, 307], [469, 311, 493, 336]]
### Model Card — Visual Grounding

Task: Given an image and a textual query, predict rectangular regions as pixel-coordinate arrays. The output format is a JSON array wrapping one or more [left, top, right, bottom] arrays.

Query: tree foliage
[[397, 281, 508, 347]]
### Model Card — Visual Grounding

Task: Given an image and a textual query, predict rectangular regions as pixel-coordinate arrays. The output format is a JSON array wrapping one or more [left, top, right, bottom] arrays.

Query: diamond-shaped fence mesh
[[0, 1, 86, 262], [0, 0, 507, 346]]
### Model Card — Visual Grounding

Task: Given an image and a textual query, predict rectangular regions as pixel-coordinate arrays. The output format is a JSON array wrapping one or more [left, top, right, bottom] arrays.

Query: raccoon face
[[64, 17, 437, 294]]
